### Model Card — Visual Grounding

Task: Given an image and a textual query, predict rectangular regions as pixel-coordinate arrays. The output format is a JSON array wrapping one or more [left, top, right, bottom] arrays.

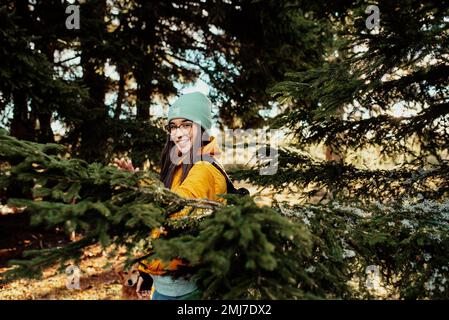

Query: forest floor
[[0, 210, 126, 300]]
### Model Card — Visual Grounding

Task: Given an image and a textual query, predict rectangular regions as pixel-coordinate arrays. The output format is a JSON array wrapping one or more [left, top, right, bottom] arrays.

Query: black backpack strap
[[210, 161, 249, 196], [210, 161, 237, 194]]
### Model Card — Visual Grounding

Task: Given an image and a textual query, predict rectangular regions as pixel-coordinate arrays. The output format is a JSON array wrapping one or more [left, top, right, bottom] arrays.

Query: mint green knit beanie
[[167, 92, 212, 130]]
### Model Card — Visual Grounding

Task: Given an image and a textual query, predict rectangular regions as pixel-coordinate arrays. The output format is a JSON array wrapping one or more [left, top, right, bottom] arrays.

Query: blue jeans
[[151, 289, 202, 300], [150, 274, 198, 297]]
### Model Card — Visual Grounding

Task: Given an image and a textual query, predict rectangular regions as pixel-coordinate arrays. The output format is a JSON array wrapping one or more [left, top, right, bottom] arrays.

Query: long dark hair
[[159, 125, 210, 189]]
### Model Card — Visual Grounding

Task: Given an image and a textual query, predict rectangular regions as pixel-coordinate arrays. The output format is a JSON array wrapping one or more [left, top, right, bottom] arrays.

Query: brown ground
[[0, 211, 128, 300]]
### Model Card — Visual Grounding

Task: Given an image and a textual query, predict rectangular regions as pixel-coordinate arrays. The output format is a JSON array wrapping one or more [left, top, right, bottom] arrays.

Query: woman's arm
[[172, 162, 217, 199]]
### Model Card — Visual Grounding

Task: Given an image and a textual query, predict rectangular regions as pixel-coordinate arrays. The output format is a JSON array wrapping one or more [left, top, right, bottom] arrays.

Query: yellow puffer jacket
[[138, 136, 227, 275]]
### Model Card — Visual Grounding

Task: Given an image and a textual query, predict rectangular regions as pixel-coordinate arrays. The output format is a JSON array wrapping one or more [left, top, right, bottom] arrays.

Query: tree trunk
[[77, 0, 109, 163], [10, 91, 34, 141], [135, 57, 154, 120], [9, 0, 35, 141], [114, 69, 126, 121]]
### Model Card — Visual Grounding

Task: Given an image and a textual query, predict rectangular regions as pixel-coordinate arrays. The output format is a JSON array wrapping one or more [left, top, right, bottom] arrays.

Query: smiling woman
[[159, 92, 219, 188], [164, 119, 194, 154], [137, 92, 228, 300]]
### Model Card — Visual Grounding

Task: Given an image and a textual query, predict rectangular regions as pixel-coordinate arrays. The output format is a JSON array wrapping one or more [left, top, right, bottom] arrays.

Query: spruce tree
[[233, 0, 449, 203], [1, 0, 448, 300], [1, 129, 448, 299]]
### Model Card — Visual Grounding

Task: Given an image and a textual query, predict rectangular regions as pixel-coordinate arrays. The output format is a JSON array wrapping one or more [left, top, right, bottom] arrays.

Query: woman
[[117, 92, 227, 300]]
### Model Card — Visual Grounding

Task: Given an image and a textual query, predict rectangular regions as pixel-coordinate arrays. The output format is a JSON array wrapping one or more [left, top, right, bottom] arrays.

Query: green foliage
[[1, 1, 448, 301], [274, 198, 449, 299], [231, 147, 449, 202], [0, 131, 316, 300], [2, 130, 448, 300], [0, 129, 183, 278], [264, 0, 449, 202], [152, 195, 314, 299], [0, 0, 330, 161], [107, 118, 167, 168]]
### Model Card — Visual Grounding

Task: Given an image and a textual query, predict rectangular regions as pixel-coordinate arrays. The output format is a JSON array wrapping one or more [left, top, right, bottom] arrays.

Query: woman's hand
[[113, 157, 139, 172]]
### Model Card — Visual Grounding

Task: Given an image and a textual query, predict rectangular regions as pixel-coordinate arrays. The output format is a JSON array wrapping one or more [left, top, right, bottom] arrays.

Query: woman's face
[[167, 118, 199, 154]]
